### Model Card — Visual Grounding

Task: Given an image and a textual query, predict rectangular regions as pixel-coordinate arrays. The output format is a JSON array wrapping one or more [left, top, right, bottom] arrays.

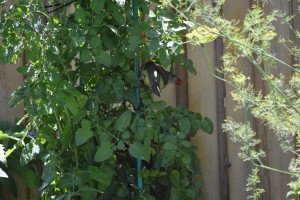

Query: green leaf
[[62, 124, 72, 149], [158, 48, 171, 67], [148, 37, 161, 55], [75, 5, 85, 23], [128, 36, 142, 51], [117, 141, 125, 150], [0, 46, 6, 63], [162, 141, 177, 151], [96, 50, 111, 67], [20, 141, 40, 166], [201, 117, 213, 134], [80, 186, 98, 200], [94, 141, 113, 162], [81, 119, 91, 130], [76, 94, 88, 108], [88, 166, 113, 186], [0, 131, 16, 140], [75, 120, 93, 146], [10, 97, 23, 108], [113, 11, 126, 25], [90, 0, 105, 14], [161, 150, 176, 167], [170, 170, 181, 189], [115, 110, 132, 131], [179, 117, 191, 135], [128, 141, 150, 162], [125, 71, 141, 87], [65, 95, 78, 115], [121, 131, 131, 139], [102, 34, 117, 50], [150, 101, 167, 111], [80, 47, 92, 63]]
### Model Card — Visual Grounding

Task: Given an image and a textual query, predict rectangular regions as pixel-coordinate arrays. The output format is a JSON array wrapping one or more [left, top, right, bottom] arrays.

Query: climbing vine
[[0, 0, 213, 199]]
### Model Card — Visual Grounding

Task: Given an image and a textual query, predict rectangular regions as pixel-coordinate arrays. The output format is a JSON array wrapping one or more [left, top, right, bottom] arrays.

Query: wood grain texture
[[223, 1, 253, 200], [187, 42, 220, 200], [263, 1, 294, 199]]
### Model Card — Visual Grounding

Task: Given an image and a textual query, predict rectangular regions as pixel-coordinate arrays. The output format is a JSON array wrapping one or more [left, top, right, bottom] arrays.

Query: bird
[[140, 61, 182, 97]]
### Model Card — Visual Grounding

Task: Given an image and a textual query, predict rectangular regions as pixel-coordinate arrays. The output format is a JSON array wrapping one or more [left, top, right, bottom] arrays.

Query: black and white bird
[[141, 61, 182, 97]]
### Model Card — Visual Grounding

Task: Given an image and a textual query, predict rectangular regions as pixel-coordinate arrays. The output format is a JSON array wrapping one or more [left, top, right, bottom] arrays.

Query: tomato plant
[[0, 0, 213, 199]]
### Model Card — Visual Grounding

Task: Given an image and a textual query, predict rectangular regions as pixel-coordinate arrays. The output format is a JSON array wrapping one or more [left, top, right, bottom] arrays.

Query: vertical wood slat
[[175, 42, 189, 108], [214, 36, 230, 200], [222, 1, 253, 200], [188, 43, 220, 199], [263, 1, 294, 199]]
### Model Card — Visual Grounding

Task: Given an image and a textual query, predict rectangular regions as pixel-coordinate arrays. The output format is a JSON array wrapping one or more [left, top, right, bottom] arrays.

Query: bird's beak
[[176, 79, 183, 85]]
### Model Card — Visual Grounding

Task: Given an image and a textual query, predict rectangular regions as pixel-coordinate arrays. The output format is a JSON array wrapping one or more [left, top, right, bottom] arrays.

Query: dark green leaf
[[162, 141, 177, 151], [170, 170, 181, 189], [65, 95, 78, 115], [94, 141, 113, 162], [158, 48, 171, 67], [90, 0, 105, 14], [113, 11, 126, 25], [148, 37, 161, 55], [121, 131, 131, 139], [20, 141, 40, 166], [80, 186, 98, 200], [88, 166, 113, 186], [102, 34, 118, 50], [179, 117, 191, 135], [117, 141, 125, 150], [161, 150, 176, 167], [75, 120, 93, 146], [80, 47, 92, 63], [201, 117, 213, 134], [96, 50, 111, 67], [74, 5, 85, 22], [115, 110, 132, 131], [150, 101, 167, 111], [128, 36, 142, 51], [62, 124, 72, 149], [0, 46, 6, 63], [125, 71, 141, 87], [128, 141, 150, 161]]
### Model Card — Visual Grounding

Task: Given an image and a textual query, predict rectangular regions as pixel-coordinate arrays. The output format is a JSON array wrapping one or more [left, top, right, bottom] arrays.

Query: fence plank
[[0, 59, 24, 124], [222, 1, 253, 200], [188, 42, 220, 199], [263, 1, 294, 199]]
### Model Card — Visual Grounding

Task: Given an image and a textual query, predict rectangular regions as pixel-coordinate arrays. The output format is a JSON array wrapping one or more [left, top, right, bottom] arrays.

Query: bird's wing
[[147, 67, 162, 96], [153, 63, 169, 85]]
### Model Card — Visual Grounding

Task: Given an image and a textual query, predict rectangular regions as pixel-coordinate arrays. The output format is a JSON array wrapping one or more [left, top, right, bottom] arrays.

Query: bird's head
[[168, 73, 183, 85]]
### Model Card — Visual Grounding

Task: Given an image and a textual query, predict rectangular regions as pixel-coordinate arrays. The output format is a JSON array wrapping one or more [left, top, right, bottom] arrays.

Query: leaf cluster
[[0, 0, 213, 199]]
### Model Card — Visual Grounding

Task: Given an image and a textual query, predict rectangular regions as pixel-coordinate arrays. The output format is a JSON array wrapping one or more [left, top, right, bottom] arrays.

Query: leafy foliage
[[0, 0, 213, 199]]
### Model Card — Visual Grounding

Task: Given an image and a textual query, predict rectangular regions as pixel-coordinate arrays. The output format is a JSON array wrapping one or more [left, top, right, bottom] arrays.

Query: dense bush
[[0, 0, 213, 199]]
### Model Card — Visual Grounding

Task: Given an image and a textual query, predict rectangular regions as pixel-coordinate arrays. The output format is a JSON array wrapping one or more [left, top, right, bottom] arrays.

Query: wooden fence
[[1, 0, 299, 200]]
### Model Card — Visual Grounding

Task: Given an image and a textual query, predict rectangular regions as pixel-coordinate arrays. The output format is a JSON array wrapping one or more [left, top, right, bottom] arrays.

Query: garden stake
[[132, 0, 143, 191]]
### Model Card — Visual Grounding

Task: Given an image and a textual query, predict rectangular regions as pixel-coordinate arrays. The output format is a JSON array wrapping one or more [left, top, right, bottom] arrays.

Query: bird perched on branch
[[141, 61, 182, 97]]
